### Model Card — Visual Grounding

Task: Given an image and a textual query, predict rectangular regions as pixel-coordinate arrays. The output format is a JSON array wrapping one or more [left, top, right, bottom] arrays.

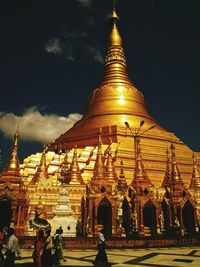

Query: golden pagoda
[[0, 129, 28, 235], [48, 7, 197, 191], [14, 5, 200, 237]]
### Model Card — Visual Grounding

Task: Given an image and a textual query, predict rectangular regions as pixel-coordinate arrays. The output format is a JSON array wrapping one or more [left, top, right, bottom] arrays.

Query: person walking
[[54, 227, 66, 264], [32, 230, 44, 267], [53, 229, 61, 264], [3, 228, 19, 267], [41, 229, 53, 267], [58, 226, 66, 263], [93, 228, 109, 266]]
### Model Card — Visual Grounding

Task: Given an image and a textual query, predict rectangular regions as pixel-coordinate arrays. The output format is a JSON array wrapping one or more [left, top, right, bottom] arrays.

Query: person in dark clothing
[[32, 230, 44, 267], [93, 229, 109, 266], [41, 230, 53, 267], [54, 228, 66, 264], [53, 229, 62, 264]]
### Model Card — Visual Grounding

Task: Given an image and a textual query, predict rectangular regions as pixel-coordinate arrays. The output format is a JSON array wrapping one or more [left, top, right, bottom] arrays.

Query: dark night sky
[[0, 0, 200, 167]]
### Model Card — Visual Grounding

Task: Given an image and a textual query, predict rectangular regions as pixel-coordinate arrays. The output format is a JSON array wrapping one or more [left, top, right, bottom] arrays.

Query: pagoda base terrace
[[19, 236, 200, 249]]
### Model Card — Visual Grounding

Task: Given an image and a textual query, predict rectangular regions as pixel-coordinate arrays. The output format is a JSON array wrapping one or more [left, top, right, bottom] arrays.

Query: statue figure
[[159, 212, 165, 232], [59, 186, 68, 196], [116, 216, 122, 229], [131, 212, 138, 230], [116, 215, 125, 236], [85, 216, 90, 236], [174, 216, 180, 228]]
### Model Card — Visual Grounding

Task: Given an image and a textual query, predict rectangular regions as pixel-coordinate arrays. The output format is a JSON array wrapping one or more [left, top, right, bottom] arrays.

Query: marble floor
[[13, 247, 200, 266]]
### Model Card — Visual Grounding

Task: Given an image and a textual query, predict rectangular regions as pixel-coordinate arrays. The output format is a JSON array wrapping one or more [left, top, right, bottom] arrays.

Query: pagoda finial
[[14, 124, 19, 147], [100, 4, 132, 86], [110, 1, 119, 22], [6, 127, 20, 170], [108, 5, 122, 47], [170, 143, 180, 181]]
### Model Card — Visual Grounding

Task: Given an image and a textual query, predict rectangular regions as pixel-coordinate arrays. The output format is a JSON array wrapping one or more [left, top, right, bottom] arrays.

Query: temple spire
[[108, 6, 121, 46], [189, 153, 200, 190], [132, 138, 152, 191], [162, 148, 171, 188], [0, 128, 22, 185], [30, 148, 49, 185], [170, 143, 185, 198], [67, 147, 84, 185], [101, 6, 132, 86], [170, 143, 181, 182], [8, 128, 20, 172]]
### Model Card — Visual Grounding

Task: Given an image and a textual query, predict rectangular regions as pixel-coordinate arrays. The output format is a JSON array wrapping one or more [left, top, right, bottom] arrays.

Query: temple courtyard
[[14, 247, 200, 266]]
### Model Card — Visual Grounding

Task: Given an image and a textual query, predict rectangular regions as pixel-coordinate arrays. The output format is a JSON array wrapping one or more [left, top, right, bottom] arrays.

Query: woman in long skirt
[[93, 229, 109, 266]]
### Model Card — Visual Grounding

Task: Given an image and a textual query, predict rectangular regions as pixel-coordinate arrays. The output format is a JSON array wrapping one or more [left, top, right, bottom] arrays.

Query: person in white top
[[4, 228, 20, 267], [98, 231, 105, 244]]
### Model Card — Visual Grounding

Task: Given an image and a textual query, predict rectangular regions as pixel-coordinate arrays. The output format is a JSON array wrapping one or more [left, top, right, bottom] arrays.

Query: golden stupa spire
[[30, 148, 49, 185], [8, 127, 20, 171], [170, 143, 181, 182], [162, 148, 171, 188], [0, 128, 22, 185], [67, 146, 84, 185], [101, 5, 131, 86], [132, 137, 152, 190], [189, 153, 200, 190], [170, 143, 186, 198]]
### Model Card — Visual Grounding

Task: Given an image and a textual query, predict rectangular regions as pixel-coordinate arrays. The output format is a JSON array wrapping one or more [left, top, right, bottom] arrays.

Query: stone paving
[[12, 247, 200, 267]]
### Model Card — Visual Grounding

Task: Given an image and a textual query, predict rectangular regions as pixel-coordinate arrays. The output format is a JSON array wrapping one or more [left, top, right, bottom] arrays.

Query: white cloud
[[45, 38, 63, 55], [45, 34, 104, 64], [86, 46, 104, 64], [0, 107, 82, 144]]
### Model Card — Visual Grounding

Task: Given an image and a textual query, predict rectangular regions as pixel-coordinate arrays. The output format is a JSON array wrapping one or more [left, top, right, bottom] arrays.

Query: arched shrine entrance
[[97, 197, 112, 236]]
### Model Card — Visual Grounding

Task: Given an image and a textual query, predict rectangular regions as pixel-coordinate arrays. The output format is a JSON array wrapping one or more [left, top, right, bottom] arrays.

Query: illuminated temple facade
[[0, 8, 200, 238]]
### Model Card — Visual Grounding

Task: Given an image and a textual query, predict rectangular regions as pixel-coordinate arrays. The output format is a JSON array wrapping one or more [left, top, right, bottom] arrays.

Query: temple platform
[[19, 236, 200, 249]]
